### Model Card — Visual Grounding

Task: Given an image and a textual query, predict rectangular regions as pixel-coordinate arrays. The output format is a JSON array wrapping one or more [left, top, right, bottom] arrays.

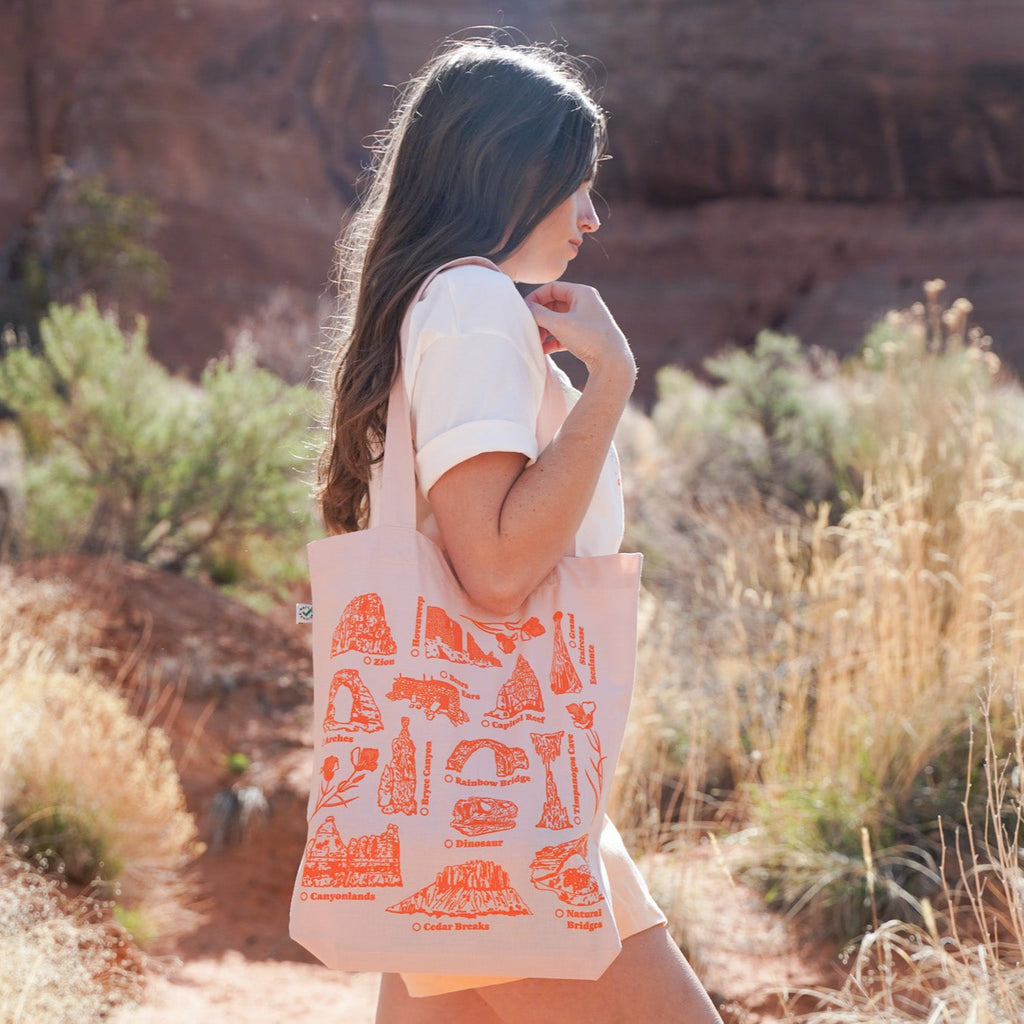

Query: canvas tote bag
[[289, 259, 643, 980]]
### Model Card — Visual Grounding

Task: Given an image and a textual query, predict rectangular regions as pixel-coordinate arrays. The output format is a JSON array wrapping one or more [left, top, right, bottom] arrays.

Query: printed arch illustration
[[445, 738, 529, 778]]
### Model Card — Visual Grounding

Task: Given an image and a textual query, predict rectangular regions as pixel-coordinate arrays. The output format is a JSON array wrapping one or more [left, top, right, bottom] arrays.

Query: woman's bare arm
[[427, 282, 635, 615]]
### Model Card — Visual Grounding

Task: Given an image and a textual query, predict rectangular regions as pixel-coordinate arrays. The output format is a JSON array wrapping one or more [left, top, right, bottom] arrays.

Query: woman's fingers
[[528, 300, 567, 334], [524, 281, 573, 312], [525, 282, 634, 379], [529, 291, 571, 315], [534, 322, 564, 354]]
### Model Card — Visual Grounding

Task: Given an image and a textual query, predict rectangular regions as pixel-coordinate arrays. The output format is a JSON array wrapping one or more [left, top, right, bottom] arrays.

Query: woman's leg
[[475, 925, 722, 1024], [375, 973, 504, 1024], [376, 926, 722, 1024]]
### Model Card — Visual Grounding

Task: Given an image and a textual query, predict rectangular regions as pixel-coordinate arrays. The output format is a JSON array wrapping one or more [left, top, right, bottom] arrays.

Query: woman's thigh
[[375, 973, 503, 1024], [375, 925, 722, 1024]]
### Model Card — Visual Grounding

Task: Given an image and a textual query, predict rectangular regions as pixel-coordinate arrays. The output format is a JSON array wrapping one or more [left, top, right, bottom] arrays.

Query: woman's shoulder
[[413, 261, 535, 339], [404, 260, 546, 390], [428, 258, 514, 296]]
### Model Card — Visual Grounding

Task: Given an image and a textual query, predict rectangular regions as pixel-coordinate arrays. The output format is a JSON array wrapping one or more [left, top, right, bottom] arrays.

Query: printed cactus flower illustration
[[566, 701, 596, 730], [567, 701, 604, 806], [352, 747, 380, 772], [321, 755, 341, 782], [313, 746, 379, 815]]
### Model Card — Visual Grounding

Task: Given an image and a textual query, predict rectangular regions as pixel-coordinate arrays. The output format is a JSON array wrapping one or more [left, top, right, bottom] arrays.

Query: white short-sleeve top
[[368, 263, 625, 558]]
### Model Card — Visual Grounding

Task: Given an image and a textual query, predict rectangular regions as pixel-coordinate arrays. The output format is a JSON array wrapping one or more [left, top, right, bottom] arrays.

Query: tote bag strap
[[380, 256, 516, 530], [379, 256, 572, 534]]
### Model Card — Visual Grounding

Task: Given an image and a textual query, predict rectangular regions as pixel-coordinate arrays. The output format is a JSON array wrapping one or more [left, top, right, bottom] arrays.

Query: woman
[[317, 37, 723, 1024]]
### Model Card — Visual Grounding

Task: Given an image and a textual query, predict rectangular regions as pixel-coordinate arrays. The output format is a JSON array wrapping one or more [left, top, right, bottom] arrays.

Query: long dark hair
[[317, 38, 607, 533]]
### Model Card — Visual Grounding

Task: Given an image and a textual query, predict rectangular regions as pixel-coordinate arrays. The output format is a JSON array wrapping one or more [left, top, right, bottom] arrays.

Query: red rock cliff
[[2, 0, 1023, 393]]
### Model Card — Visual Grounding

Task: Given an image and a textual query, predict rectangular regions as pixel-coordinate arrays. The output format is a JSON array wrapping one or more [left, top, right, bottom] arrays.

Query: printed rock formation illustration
[[378, 717, 417, 815], [485, 654, 544, 721], [530, 834, 604, 906], [387, 860, 532, 918], [446, 738, 529, 778], [323, 667, 383, 733], [531, 731, 571, 830], [425, 604, 500, 667], [300, 819, 402, 888], [331, 592, 397, 657], [386, 673, 473, 726], [549, 611, 583, 694]]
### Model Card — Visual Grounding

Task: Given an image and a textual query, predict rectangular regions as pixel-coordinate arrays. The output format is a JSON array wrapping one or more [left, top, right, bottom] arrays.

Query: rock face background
[[3, 0, 1024, 398]]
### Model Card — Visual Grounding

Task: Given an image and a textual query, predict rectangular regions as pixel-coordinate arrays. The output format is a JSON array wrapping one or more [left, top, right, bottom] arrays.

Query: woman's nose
[[579, 193, 600, 233]]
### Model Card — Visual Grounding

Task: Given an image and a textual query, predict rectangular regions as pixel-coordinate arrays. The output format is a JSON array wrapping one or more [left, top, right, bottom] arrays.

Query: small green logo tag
[[296, 603, 313, 624]]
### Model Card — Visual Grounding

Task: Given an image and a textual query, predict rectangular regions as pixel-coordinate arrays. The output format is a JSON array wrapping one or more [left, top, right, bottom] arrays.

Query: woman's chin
[[546, 259, 570, 282]]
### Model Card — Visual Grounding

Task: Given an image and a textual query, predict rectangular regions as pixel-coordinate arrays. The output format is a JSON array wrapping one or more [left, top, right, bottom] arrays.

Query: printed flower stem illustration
[[583, 729, 605, 805], [567, 701, 605, 806], [313, 747, 379, 815]]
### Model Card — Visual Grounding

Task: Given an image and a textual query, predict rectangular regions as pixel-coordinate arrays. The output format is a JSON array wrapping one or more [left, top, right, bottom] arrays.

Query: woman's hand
[[525, 281, 636, 386], [428, 282, 637, 616]]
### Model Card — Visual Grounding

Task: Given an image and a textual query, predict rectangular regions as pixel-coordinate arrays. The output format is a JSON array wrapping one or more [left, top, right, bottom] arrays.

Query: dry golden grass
[[613, 284, 1024, 1013], [781, 691, 1024, 1022], [0, 569, 203, 948], [619, 283, 1024, 837], [725, 418, 1023, 801], [1, 665, 203, 938], [0, 840, 143, 1023], [715, 295, 1024, 839], [787, 917, 1024, 1023]]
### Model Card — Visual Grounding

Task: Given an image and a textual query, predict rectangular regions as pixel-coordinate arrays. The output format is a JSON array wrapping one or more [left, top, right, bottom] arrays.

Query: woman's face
[[498, 181, 600, 283]]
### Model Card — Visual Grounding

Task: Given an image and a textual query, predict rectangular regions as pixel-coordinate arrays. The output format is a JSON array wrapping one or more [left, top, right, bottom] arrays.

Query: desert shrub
[[0, 841, 143, 1023], [636, 282, 1022, 597], [12, 166, 168, 326], [0, 573, 203, 944], [0, 297, 316, 584], [703, 331, 854, 510], [0, 666, 203, 942], [647, 332, 853, 529], [780, 692, 1024, 1021], [618, 284, 1024, 950]]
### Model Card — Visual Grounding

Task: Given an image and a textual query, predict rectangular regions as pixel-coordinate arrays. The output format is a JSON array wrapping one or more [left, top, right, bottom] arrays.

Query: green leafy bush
[[0, 297, 316, 577], [18, 168, 168, 320], [701, 330, 853, 511]]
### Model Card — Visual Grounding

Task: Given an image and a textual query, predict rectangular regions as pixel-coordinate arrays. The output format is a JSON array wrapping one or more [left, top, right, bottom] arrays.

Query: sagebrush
[[0, 297, 316, 586]]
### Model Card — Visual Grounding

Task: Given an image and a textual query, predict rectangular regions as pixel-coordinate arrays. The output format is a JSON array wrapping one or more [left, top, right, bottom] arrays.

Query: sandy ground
[[111, 958, 381, 1024]]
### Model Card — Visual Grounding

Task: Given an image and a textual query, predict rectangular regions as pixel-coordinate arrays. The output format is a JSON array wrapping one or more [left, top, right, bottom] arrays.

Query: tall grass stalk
[[782, 681, 1024, 1021]]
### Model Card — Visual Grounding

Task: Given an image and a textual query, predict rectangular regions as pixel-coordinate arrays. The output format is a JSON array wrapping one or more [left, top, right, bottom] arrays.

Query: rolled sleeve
[[404, 267, 547, 499], [416, 419, 539, 495]]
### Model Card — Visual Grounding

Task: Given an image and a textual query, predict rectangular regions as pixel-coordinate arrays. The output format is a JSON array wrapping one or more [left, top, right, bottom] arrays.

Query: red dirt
[[13, 555, 841, 1023]]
